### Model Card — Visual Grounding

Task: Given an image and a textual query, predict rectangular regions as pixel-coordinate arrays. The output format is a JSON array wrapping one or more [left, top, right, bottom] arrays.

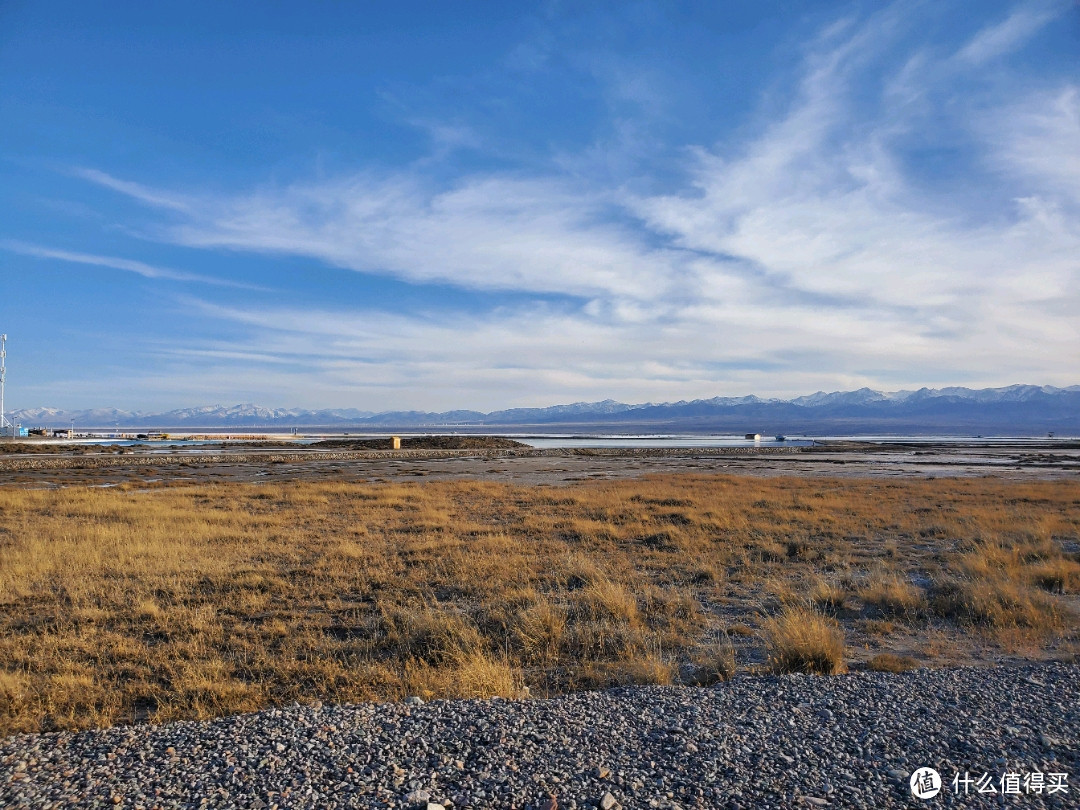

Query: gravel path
[[3, 663, 1077, 809]]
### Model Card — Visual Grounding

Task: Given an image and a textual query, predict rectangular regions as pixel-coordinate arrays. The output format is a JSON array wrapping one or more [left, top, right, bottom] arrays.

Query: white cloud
[[83, 168, 694, 304], [71, 168, 193, 213], [626, 2, 1079, 352], [1, 240, 255, 288], [955, 1, 1064, 65], [151, 272, 1078, 410], [988, 86, 1080, 206]]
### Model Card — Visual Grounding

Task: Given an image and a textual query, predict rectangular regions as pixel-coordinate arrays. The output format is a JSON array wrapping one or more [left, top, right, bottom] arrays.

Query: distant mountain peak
[[8, 384, 1079, 433]]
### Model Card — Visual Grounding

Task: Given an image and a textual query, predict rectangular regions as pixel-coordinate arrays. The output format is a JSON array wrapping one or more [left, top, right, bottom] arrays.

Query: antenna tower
[[0, 334, 9, 434]]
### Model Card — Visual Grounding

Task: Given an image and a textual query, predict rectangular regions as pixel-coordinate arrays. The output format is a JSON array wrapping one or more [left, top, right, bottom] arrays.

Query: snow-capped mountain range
[[8, 384, 1080, 434]]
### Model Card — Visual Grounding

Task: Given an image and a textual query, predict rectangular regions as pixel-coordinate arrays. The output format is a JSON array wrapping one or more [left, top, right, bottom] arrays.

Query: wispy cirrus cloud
[[626, 1, 1079, 334], [988, 86, 1080, 205], [79, 168, 698, 305], [69, 168, 193, 213], [1, 240, 258, 288], [954, 0, 1066, 65], [155, 262, 1076, 410], [165, 294, 958, 408]]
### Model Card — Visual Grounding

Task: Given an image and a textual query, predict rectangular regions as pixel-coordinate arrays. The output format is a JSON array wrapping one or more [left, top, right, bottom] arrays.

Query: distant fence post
[[391, 436, 401, 450]]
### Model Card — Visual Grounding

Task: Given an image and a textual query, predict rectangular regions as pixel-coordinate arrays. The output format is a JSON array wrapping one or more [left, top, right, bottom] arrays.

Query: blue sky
[[1, 1, 1078, 412]]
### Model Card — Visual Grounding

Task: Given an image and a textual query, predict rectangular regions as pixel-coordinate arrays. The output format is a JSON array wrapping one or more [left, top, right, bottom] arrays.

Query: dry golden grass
[[0, 474, 1077, 733], [685, 629, 737, 685], [929, 531, 1077, 634], [859, 572, 927, 617], [764, 605, 847, 675], [867, 653, 920, 673], [809, 577, 850, 613]]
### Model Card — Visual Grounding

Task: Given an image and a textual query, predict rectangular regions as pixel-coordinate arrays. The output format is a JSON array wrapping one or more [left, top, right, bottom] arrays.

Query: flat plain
[[1, 440, 1077, 736]]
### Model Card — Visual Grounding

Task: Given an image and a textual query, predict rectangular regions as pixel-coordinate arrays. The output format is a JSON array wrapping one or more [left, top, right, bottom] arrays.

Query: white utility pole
[[0, 334, 9, 435]]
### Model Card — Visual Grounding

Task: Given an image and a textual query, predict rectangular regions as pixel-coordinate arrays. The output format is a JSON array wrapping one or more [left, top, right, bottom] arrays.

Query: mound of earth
[[312, 435, 527, 450]]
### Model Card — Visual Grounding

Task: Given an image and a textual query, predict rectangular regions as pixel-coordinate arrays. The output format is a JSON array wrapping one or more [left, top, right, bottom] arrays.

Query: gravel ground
[[2, 663, 1077, 809]]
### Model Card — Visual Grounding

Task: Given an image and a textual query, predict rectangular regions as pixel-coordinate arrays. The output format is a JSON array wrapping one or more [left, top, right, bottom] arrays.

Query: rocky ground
[[3, 663, 1077, 809]]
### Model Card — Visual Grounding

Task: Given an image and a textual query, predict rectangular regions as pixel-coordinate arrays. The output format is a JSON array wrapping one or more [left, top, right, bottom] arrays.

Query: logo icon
[[910, 767, 942, 799]]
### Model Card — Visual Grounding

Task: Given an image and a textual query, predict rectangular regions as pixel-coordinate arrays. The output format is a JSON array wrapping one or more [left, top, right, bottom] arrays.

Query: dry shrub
[[170, 660, 264, 720], [579, 654, 674, 689], [1027, 558, 1080, 594], [860, 573, 926, 617], [867, 653, 920, 673], [753, 540, 786, 563], [637, 585, 703, 640], [685, 630, 736, 685], [0, 670, 29, 728], [453, 652, 524, 698], [860, 619, 897, 636], [378, 605, 485, 665], [562, 620, 642, 660], [576, 579, 640, 624], [929, 535, 1076, 634], [404, 652, 523, 700], [764, 605, 847, 675], [809, 578, 848, 612], [512, 598, 567, 665], [44, 672, 107, 729], [135, 598, 163, 621], [931, 577, 1066, 632]]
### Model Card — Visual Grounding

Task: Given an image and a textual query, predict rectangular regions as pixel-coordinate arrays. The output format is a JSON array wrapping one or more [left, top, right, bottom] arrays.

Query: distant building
[[745, 433, 761, 441]]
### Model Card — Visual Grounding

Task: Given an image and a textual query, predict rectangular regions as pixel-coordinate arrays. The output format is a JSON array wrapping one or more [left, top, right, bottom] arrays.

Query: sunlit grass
[[0, 474, 1077, 733]]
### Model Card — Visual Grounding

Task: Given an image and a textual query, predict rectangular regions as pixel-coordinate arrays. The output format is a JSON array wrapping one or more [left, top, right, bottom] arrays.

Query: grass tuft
[[764, 605, 847, 675], [859, 573, 926, 617], [867, 653, 920, 673]]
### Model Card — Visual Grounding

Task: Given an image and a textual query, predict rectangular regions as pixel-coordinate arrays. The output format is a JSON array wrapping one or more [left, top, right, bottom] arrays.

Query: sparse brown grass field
[[1, 474, 1078, 735]]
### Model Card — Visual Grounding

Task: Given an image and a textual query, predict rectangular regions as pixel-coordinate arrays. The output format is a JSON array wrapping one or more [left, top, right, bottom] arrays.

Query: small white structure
[[0, 334, 10, 437], [745, 433, 761, 441]]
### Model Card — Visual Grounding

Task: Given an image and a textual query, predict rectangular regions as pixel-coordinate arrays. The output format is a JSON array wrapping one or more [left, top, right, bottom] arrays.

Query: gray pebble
[[1, 663, 1077, 809]]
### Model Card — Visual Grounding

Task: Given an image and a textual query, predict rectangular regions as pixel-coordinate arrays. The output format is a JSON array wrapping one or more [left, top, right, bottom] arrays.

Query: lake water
[[515, 435, 811, 449], [33, 432, 1073, 451], [64, 434, 806, 449]]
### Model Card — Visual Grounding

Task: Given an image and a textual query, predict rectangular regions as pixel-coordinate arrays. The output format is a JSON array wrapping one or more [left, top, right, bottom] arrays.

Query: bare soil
[[0, 438, 1077, 488]]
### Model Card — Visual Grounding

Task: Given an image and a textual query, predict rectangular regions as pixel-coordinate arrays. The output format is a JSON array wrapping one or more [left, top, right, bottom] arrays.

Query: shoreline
[[1, 440, 1077, 489]]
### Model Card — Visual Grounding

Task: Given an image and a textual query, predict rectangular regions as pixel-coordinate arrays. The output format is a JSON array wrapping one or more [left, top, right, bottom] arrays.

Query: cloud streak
[[1, 241, 258, 288], [955, 0, 1065, 65], [71, 168, 193, 213]]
